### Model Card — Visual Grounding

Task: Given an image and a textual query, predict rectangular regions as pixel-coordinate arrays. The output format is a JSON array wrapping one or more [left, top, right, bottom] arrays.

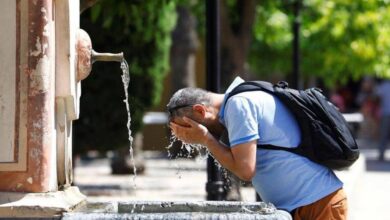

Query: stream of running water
[[120, 58, 223, 187], [120, 59, 136, 188]]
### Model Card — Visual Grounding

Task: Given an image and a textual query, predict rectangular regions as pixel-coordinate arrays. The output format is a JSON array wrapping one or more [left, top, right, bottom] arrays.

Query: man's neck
[[207, 93, 225, 136], [209, 93, 225, 113]]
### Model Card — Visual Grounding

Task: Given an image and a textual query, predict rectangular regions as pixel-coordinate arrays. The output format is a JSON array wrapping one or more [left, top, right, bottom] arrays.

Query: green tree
[[250, 0, 390, 86], [74, 0, 177, 153]]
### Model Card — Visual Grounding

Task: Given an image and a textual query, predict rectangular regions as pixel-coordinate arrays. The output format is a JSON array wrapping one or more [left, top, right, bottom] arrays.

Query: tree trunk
[[168, 6, 200, 158], [220, 0, 257, 89], [170, 6, 199, 91]]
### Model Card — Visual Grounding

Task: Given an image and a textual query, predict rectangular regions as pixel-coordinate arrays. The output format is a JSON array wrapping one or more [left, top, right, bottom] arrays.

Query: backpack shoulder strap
[[258, 144, 304, 155], [225, 81, 276, 101]]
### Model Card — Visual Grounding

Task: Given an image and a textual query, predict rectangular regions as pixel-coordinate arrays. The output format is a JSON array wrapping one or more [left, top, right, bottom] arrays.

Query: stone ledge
[[63, 212, 291, 220], [64, 200, 292, 220], [0, 186, 86, 218]]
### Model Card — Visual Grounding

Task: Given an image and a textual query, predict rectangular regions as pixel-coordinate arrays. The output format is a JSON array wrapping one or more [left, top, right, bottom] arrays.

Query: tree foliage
[[74, 0, 177, 153], [73, 0, 390, 152], [250, 0, 390, 86]]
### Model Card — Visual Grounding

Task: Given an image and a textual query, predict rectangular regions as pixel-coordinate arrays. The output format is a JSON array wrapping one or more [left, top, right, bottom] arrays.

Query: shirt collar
[[218, 77, 245, 122]]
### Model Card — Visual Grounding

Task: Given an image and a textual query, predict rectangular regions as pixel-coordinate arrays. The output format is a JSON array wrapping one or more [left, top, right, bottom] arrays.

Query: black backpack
[[226, 81, 359, 170]]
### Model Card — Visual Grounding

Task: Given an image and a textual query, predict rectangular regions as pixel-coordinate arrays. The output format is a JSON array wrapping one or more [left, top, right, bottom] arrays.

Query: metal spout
[[91, 50, 124, 63]]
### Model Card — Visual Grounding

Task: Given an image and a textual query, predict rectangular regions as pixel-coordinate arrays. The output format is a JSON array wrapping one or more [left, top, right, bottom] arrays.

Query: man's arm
[[170, 117, 257, 181]]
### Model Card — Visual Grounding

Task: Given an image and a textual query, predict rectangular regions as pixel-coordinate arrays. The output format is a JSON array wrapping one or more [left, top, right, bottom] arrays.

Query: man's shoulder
[[225, 91, 274, 109], [228, 90, 272, 101], [223, 91, 271, 121], [225, 93, 255, 111]]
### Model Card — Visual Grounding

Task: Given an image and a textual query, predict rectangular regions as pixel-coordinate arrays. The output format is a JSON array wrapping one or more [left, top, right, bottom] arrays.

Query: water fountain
[[0, 0, 291, 219], [63, 201, 291, 220]]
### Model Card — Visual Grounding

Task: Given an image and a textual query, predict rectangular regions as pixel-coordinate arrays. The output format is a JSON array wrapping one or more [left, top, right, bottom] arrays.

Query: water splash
[[166, 133, 219, 178], [166, 133, 209, 160], [165, 135, 178, 159], [120, 59, 136, 188]]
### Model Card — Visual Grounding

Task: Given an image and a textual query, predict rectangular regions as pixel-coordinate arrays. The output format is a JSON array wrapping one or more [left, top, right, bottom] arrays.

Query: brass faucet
[[91, 50, 124, 63]]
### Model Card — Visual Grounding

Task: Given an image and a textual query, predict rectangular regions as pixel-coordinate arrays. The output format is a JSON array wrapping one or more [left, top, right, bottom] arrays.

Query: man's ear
[[192, 104, 206, 118]]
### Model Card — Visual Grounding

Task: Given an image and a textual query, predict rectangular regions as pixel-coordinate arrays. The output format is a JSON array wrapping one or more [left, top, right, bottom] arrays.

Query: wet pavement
[[74, 152, 257, 203]]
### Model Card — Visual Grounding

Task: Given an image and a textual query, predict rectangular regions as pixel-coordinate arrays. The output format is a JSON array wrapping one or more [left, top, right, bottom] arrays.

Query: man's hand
[[171, 117, 257, 181], [170, 117, 212, 146]]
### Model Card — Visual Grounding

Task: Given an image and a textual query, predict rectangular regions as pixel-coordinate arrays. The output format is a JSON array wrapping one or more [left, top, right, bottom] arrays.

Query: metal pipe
[[91, 50, 124, 63], [205, 0, 226, 201]]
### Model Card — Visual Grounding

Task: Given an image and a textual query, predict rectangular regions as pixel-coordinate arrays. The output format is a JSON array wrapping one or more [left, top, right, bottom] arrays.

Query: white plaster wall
[[0, 0, 16, 163]]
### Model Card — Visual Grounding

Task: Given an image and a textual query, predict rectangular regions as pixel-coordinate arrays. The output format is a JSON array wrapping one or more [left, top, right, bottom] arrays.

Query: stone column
[[0, 0, 85, 217]]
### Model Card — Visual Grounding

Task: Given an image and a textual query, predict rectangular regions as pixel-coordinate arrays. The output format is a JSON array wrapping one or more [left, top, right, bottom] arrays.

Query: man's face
[[170, 107, 223, 137], [171, 116, 191, 127], [170, 109, 203, 127]]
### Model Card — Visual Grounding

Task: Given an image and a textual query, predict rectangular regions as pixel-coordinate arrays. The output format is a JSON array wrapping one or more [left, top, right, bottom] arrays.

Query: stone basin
[[62, 201, 292, 220]]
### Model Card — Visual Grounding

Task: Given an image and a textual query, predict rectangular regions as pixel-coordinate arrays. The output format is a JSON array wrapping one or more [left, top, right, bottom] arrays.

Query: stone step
[[0, 186, 85, 218]]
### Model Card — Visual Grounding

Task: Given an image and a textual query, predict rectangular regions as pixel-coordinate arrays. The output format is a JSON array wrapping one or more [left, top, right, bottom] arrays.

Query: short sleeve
[[224, 96, 260, 147]]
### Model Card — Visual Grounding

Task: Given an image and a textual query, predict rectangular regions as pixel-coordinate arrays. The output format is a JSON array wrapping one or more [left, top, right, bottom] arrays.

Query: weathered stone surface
[[63, 201, 292, 220], [0, 186, 86, 218], [117, 201, 277, 214], [63, 212, 291, 220], [76, 29, 92, 82]]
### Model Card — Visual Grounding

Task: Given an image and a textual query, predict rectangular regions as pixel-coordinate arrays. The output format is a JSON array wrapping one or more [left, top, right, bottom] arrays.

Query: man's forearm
[[204, 134, 241, 177], [169, 117, 256, 181]]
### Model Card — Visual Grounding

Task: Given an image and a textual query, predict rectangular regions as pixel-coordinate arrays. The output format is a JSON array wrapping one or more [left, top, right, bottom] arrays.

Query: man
[[376, 79, 390, 161], [168, 77, 347, 219]]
